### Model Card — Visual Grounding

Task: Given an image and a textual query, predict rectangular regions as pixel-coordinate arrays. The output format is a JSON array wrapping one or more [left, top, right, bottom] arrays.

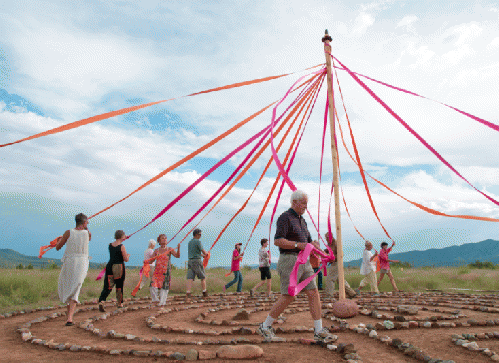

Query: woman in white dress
[[56, 213, 91, 326]]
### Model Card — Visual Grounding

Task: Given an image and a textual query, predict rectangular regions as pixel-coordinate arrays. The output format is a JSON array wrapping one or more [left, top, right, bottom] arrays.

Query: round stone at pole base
[[331, 299, 359, 319]]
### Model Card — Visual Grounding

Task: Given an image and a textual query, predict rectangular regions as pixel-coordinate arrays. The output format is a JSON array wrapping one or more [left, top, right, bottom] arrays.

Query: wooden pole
[[322, 30, 346, 300]]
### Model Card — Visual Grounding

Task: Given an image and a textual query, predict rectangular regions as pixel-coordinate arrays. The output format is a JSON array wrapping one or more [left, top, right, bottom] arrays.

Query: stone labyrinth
[[3, 291, 499, 362]]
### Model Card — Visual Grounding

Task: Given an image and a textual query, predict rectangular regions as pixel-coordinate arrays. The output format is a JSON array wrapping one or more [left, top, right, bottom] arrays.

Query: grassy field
[[1, 265, 499, 314]]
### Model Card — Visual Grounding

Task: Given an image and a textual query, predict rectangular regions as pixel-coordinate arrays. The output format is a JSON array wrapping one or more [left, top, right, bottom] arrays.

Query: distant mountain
[[344, 239, 499, 268], [0, 249, 104, 269]]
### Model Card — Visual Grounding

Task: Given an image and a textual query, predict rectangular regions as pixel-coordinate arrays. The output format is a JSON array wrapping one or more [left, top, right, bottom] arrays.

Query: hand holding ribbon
[[288, 243, 335, 296]]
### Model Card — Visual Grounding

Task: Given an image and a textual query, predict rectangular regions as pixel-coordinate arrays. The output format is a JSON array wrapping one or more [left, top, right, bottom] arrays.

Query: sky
[[1, 0, 499, 268]]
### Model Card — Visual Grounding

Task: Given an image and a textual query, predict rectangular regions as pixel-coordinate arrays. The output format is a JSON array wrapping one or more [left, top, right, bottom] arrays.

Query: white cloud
[[352, 12, 375, 37], [397, 15, 418, 28], [488, 37, 499, 49], [2, 0, 499, 264]]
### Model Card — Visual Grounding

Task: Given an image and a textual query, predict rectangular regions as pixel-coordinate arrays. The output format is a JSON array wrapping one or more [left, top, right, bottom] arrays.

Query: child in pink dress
[[377, 241, 399, 292]]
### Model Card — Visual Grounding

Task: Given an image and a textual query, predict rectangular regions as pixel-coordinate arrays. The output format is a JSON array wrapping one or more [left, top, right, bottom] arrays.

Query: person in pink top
[[377, 241, 399, 292], [223, 242, 244, 292]]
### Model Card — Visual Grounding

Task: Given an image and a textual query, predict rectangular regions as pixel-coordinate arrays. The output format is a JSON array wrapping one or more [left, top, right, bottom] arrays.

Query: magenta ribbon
[[169, 72, 321, 244], [269, 67, 326, 191], [125, 71, 322, 241], [288, 243, 335, 296], [268, 72, 326, 239], [95, 267, 106, 281], [330, 53, 499, 208], [332, 65, 499, 133]]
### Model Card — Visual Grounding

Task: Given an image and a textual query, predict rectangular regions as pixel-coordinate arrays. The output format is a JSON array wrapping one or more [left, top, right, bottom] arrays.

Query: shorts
[[186, 259, 206, 280], [380, 268, 390, 274], [277, 253, 316, 295], [259, 266, 271, 281]]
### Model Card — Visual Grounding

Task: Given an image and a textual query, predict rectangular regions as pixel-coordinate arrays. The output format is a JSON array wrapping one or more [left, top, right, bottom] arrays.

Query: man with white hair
[[139, 239, 156, 290], [356, 240, 379, 294], [257, 190, 335, 343]]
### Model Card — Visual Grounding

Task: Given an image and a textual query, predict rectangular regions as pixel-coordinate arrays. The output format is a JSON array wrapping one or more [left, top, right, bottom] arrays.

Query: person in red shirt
[[223, 242, 244, 292]]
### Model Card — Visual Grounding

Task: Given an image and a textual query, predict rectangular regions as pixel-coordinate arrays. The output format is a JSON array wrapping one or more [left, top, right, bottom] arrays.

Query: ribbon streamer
[[331, 54, 499, 208], [1, 65, 324, 148]]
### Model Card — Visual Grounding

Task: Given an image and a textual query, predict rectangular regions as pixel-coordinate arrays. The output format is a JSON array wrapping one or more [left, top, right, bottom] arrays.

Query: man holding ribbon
[[257, 190, 335, 343]]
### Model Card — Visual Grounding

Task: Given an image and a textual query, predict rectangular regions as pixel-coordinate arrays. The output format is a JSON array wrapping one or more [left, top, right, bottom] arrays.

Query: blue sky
[[1, 0, 499, 268]]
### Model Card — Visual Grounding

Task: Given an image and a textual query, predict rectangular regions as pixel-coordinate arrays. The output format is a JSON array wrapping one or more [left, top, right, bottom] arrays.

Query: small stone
[[369, 330, 378, 338], [397, 305, 419, 315], [233, 309, 250, 320], [383, 320, 395, 329], [391, 339, 403, 347], [132, 350, 151, 357], [169, 352, 186, 360], [198, 350, 217, 360], [216, 345, 264, 359], [327, 344, 337, 351], [109, 350, 121, 355], [491, 355, 499, 362], [185, 349, 198, 361]]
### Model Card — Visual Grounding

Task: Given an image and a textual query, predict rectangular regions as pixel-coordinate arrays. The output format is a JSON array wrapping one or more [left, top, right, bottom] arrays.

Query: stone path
[[3, 291, 499, 362]]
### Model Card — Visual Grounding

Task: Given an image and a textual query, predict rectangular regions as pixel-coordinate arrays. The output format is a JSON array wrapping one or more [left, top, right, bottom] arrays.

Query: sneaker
[[257, 323, 276, 341], [249, 289, 254, 297], [98, 303, 105, 313], [314, 327, 337, 344], [202, 291, 208, 297]]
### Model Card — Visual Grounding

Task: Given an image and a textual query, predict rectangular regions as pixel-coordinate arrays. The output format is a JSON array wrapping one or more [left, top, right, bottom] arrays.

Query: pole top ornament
[[322, 29, 332, 43]]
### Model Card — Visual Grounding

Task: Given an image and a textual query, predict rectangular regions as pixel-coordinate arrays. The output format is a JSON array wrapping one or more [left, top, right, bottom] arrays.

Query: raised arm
[[55, 230, 70, 251], [170, 244, 181, 258]]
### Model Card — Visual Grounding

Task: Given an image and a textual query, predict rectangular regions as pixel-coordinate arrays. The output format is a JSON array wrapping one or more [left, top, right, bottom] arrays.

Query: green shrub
[[468, 260, 497, 269], [458, 266, 470, 274], [26, 264, 33, 270], [15, 264, 23, 270]]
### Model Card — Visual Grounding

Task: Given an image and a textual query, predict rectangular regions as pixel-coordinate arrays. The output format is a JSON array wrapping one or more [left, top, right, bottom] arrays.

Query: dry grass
[[2, 265, 499, 313]]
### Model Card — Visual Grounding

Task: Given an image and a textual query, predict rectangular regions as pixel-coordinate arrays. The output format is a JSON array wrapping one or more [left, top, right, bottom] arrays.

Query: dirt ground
[[2, 291, 499, 362]]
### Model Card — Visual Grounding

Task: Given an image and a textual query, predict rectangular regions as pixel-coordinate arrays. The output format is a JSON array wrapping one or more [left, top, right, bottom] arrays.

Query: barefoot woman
[[56, 213, 91, 326]]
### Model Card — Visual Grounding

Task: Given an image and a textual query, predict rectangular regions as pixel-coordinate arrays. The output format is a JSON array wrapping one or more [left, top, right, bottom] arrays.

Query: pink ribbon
[[170, 72, 321, 245], [95, 267, 106, 281], [330, 54, 499, 208], [332, 65, 499, 133], [288, 243, 335, 296], [269, 67, 326, 191], [268, 72, 326, 238]]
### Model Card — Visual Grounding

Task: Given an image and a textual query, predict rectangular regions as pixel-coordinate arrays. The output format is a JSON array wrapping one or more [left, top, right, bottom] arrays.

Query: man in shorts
[[257, 190, 335, 344], [250, 238, 272, 297], [186, 228, 208, 298]]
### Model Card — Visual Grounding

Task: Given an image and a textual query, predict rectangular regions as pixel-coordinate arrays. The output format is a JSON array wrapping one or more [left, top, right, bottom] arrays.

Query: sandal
[[65, 321, 74, 326]]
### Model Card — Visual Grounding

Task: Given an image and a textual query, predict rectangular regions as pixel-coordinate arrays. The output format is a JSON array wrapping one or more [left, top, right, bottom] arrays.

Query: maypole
[[322, 30, 346, 300]]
